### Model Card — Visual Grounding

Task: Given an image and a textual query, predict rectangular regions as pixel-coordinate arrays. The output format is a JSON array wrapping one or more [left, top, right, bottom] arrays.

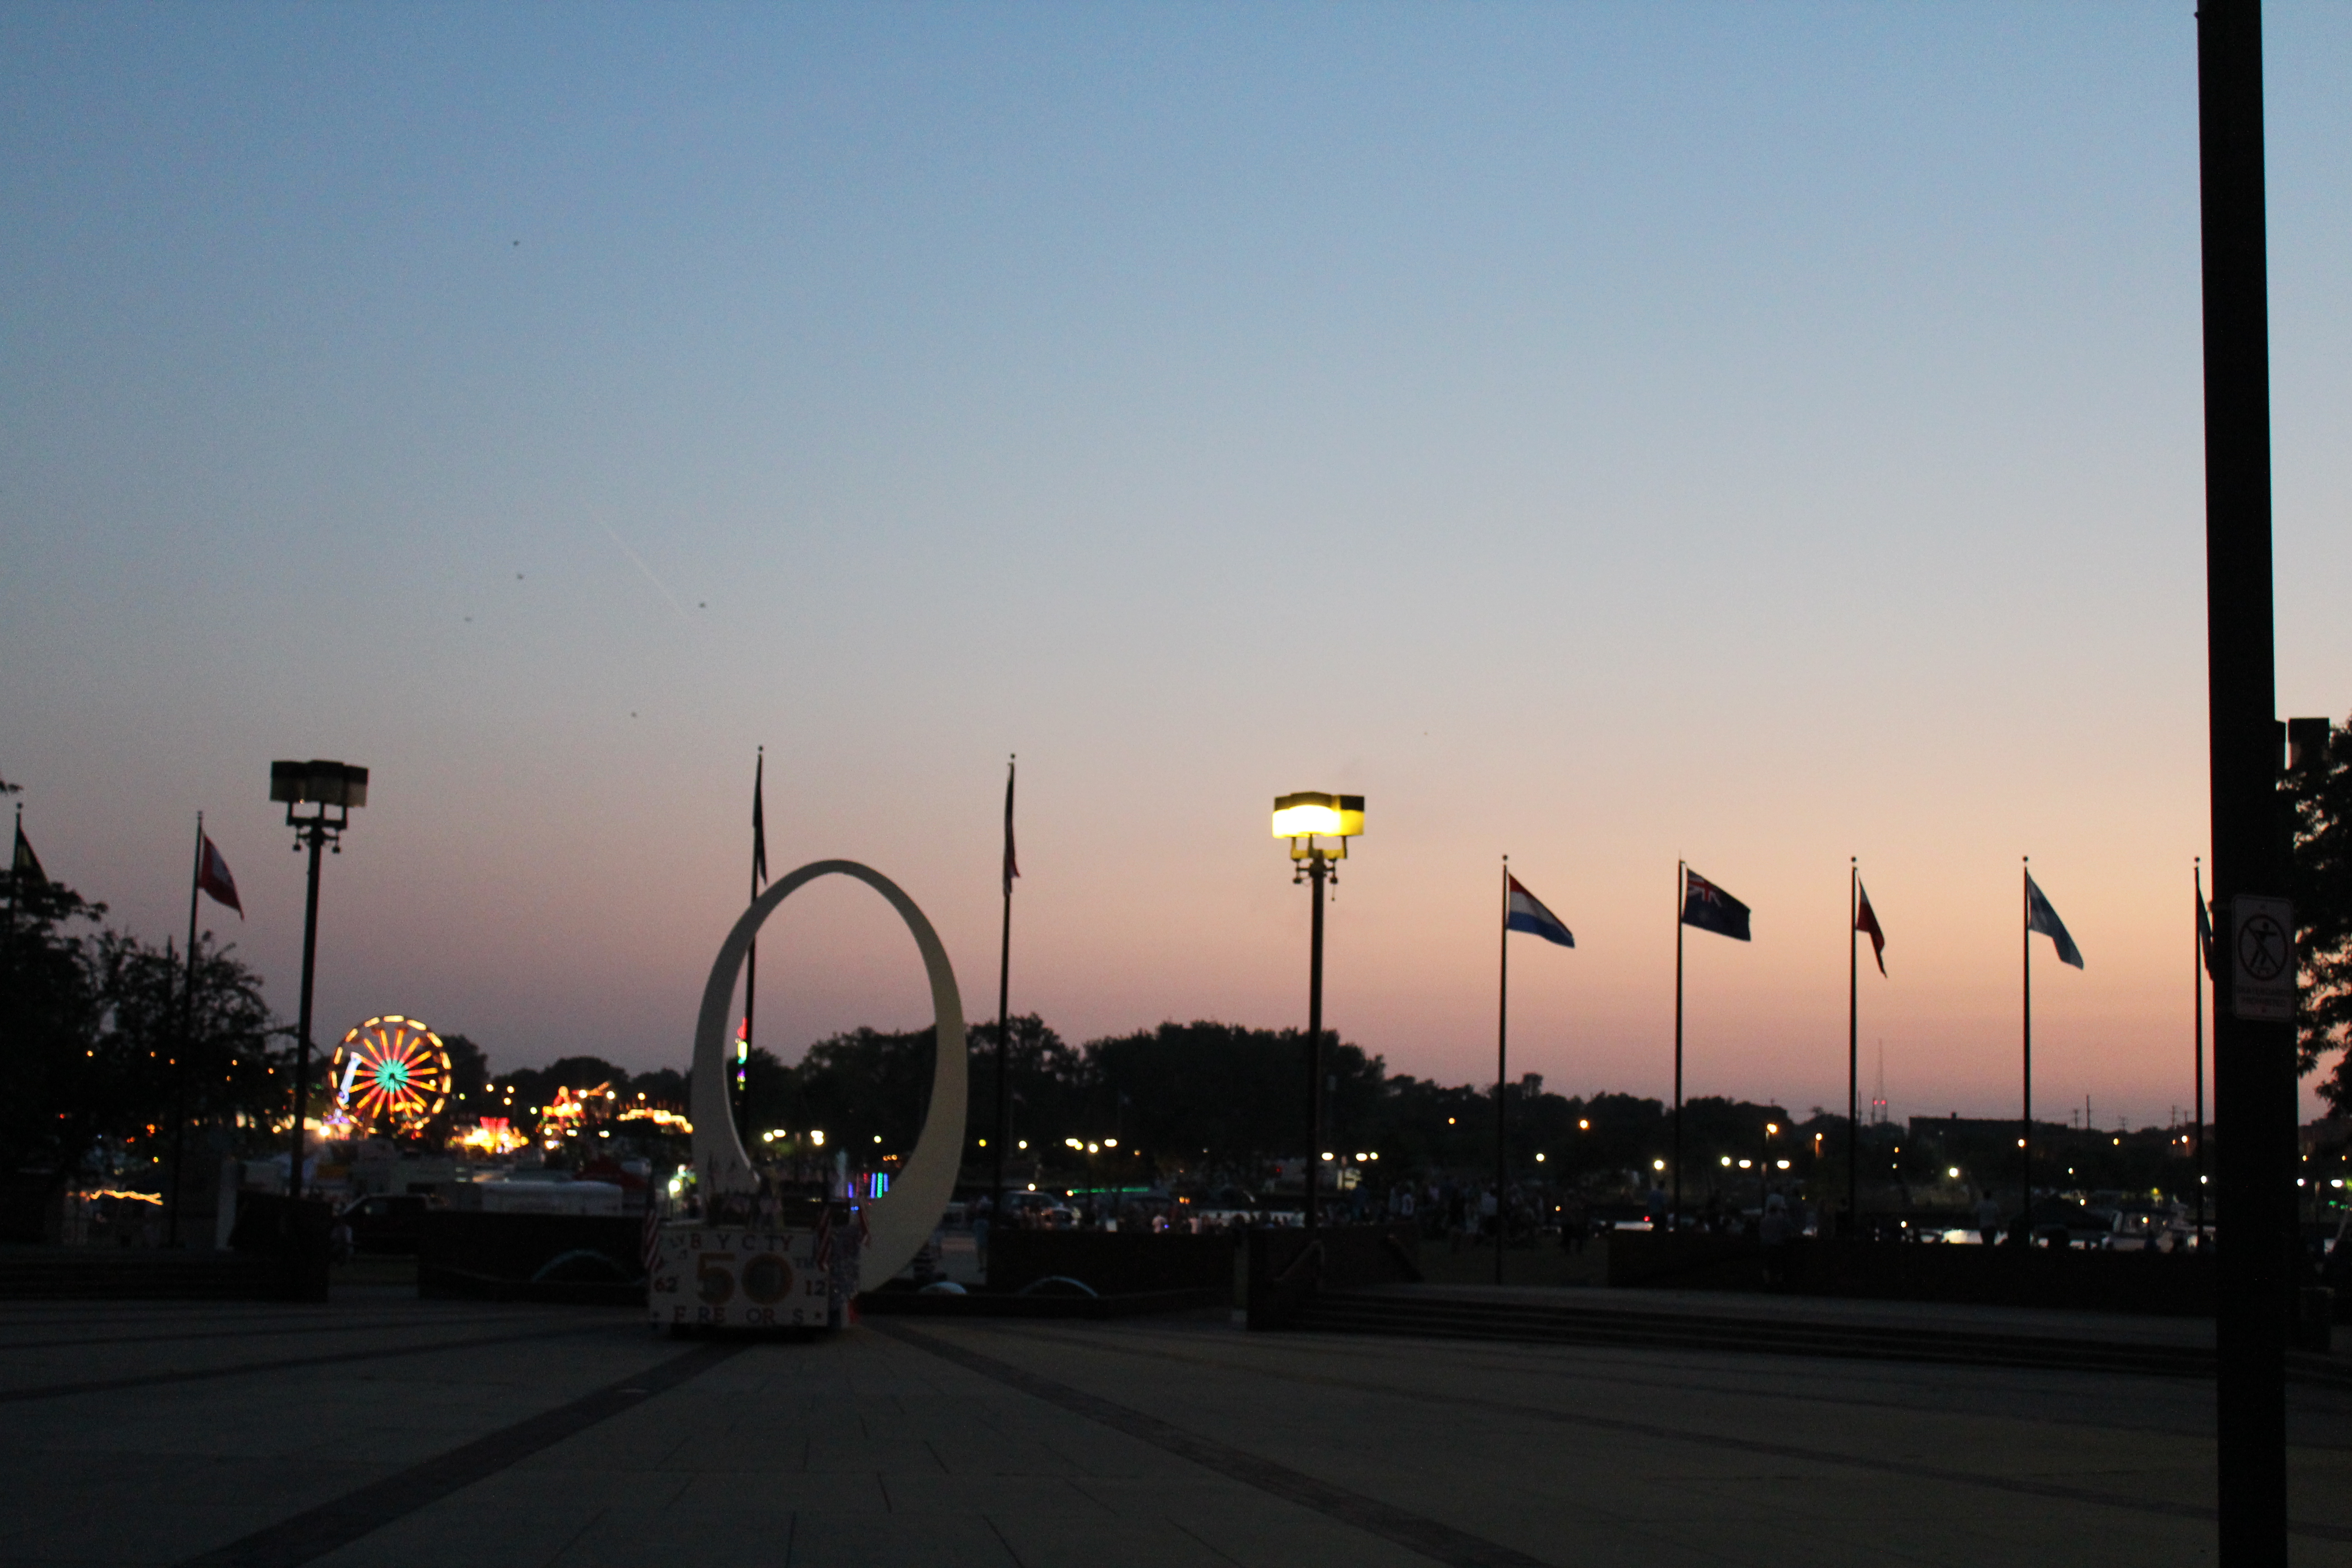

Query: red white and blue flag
[[1681, 869, 1752, 942], [1504, 875, 1575, 948]]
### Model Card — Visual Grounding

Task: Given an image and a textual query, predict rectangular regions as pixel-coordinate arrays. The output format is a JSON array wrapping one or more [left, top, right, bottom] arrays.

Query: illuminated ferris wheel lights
[[328, 1014, 454, 1137]]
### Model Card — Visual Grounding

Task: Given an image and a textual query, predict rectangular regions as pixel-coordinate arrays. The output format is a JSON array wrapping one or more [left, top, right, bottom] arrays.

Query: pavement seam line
[[1001, 1323, 2352, 1546], [874, 1320, 1553, 1568], [170, 1339, 745, 1568], [0, 1320, 624, 1404]]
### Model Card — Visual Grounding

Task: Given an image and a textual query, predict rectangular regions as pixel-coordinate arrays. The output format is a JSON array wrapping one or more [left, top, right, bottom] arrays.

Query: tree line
[[5, 718, 2348, 1207]]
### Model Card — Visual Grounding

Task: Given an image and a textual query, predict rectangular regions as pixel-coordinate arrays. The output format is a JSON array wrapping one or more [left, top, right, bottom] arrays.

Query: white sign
[[647, 1225, 858, 1329], [2230, 895, 2296, 1023]]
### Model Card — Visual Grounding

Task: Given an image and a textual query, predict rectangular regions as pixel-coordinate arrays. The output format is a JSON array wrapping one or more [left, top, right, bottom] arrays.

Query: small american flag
[[640, 1195, 662, 1274]]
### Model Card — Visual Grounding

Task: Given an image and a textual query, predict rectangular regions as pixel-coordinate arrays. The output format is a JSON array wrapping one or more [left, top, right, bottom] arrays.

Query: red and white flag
[[1854, 879, 1886, 976], [197, 835, 243, 917]]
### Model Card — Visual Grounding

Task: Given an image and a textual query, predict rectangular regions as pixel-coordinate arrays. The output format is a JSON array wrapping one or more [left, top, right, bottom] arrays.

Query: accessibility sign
[[2229, 895, 2296, 1023]]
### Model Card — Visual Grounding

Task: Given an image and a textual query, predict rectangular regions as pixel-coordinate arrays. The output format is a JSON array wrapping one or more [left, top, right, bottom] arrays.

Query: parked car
[[1001, 1191, 1077, 1228], [2100, 1208, 2172, 1251]]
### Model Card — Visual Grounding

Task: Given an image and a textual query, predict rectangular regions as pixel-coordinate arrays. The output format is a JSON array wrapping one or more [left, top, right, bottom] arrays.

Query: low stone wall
[[0, 1246, 288, 1301], [226, 1192, 333, 1302], [1608, 1231, 2216, 1317], [986, 1229, 1237, 1297], [418, 1211, 644, 1305], [1247, 1224, 1423, 1329]]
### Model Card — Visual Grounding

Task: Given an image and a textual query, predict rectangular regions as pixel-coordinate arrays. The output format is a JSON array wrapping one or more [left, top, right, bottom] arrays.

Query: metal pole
[[168, 814, 203, 1247], [1847, 858, 1859, 1239], [1305, 849, 1327, 1233], [995, 761, 1015, 1227], [2021, 860, 2032, 1236], [740, 938, 755, 1147], [1495, 856, 1509, 1285], [2199, 3, 2293, 1557], [288, 821, 324, 1203], [2196, 859, 2209, 1240], [1672, 861, 1684, 1230], [741, 747, 764, 1149]]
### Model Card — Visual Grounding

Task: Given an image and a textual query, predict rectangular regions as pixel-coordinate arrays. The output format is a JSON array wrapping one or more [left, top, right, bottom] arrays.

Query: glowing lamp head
[[1272, 791, 1365, 842]]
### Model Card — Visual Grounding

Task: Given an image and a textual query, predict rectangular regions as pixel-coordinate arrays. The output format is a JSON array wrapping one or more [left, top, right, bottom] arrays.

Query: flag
[[1854, 880, 1886, 975], [1505, 874, 1575, 948], [2197, 892, 2216, 979], [1002, 759, 1019, 897], [1682, 869, 1751, 941], [197, 834, 243, 917], [751, 750, 768, 889], [2026, 873, 2084, 969], [11, 823, 44, 888], [641, 1193, 662, 1274]]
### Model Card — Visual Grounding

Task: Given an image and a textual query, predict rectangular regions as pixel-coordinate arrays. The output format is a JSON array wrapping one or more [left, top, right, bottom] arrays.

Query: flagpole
[[1495, 857, 1509, 1285], [994, 756, 1015, 1233], [2021, 858, 2032, 1239], [167, 814, 205, 1248], [1847, 858, 1859, 1240], [7, 804, 22, 977], [741, 748, 763, 1149], [1672, 860, 1684, 1230], [2195, 858, 2207, 1240]]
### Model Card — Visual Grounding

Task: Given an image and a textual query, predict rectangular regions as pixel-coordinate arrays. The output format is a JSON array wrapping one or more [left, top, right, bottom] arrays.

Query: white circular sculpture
[[690, 859, 966, 1288]]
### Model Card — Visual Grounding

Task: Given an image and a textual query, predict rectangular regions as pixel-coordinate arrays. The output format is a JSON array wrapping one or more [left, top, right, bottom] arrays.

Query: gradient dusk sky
[[5, 4, 2348, 1129]]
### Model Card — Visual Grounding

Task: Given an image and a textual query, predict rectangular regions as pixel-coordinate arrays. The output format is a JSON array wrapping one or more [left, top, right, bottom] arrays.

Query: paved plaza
[[2, 1289, 2348, 1568]]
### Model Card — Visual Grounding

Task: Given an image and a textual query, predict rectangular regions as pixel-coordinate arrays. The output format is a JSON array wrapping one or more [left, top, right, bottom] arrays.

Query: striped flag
[[1504, 875, 1575, 948], [197, 834, 243, 917]]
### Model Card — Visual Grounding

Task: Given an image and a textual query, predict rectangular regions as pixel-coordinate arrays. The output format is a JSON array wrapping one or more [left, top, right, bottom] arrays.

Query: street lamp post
[[269, 760, 367, 1203], [1273, 792, 1363, 1234]]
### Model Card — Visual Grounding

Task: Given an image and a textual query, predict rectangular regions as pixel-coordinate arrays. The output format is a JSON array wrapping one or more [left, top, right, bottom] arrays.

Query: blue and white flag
[[2026, 873, 2084, 969], [1505, 875, 1575, 948]]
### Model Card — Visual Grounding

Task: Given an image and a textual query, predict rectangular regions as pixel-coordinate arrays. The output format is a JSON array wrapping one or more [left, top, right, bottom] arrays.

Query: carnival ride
[[326, 1015, 452, 1137]]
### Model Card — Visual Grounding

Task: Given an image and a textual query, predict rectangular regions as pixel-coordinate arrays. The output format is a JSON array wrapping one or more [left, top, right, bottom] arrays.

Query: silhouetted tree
[[2288, 714, 2352, 1115], [968, 1013, 1083, 1153], [1084, 1021, 1379, 1166]]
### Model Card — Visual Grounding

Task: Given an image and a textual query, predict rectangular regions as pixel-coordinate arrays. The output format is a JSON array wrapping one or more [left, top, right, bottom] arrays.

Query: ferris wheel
[[329, 1015, 452, 1136]]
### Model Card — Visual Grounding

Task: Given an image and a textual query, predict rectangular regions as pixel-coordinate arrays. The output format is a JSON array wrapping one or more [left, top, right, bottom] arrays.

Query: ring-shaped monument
[[689, 859, 966, 1289]]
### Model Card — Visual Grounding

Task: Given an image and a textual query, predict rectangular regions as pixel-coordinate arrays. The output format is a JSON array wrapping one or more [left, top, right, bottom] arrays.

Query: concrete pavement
[[2, 1288, 2347, 1567]]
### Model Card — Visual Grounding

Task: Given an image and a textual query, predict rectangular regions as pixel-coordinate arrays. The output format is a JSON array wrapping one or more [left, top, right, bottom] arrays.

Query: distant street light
[[1274, 792, 1363, 1232], [268, 759, 368, 1202]]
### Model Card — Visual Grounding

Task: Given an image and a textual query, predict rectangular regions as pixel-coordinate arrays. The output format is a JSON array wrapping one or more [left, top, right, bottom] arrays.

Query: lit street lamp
[[1272, 791, 1363, 1232], [269, 759, 367, 1202]]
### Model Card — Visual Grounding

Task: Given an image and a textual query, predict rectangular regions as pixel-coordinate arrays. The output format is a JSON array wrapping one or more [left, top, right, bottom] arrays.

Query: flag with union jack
[[1681, 868, 1751, 942]]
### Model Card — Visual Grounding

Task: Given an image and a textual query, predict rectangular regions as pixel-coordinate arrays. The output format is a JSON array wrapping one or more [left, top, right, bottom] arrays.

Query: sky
[[4, 3, 2348, 1131]]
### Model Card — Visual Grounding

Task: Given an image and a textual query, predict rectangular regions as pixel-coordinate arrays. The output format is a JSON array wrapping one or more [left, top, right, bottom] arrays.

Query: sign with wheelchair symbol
[[2230, 895, 2294, 1022]]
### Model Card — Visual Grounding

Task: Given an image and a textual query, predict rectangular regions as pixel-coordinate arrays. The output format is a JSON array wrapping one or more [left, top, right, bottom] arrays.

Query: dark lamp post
[[269, 760, 368, 1202], [1273, 791, 1363, 1233]]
